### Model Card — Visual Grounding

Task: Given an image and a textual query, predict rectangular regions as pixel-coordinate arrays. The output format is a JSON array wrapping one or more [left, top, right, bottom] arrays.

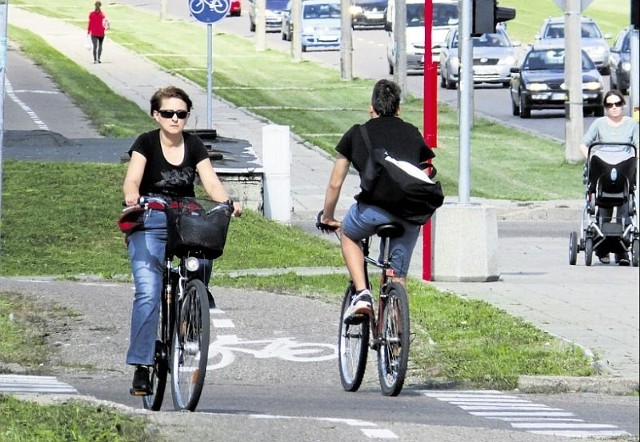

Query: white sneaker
[[344, 290, 373, 324]]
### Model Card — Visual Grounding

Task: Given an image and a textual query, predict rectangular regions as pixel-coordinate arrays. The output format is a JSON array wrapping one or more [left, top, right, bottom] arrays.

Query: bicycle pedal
[[129, 388, 152, 397]]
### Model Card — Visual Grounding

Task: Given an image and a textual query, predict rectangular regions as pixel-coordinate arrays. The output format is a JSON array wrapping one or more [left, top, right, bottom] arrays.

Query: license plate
[[551, 92, 566, 100]]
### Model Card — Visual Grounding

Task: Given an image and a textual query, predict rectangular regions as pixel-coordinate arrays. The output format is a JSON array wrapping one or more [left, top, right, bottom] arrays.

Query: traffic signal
[[472, 0, 516, 36]]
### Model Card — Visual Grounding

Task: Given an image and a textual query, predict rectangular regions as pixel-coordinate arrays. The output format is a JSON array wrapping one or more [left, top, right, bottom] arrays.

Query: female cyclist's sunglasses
[[158, 110, 189, 119]]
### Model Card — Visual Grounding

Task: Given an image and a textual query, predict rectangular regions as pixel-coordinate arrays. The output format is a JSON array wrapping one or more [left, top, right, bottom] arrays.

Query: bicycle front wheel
[[143, 293, 169, 411], [377, 282, 410, 396], [338, 284, 369, 392], [171, 278, 210, 411]]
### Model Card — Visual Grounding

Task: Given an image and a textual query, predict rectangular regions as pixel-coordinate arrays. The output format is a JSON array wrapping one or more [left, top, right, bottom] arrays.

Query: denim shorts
[[341, 202, 421, 278]]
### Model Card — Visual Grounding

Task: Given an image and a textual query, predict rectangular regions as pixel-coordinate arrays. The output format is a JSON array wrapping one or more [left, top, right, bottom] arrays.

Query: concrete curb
[[517, 375, 639, 395]]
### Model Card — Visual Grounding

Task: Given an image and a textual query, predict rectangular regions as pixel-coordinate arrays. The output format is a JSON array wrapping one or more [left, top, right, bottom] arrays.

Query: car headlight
[[527, 83, 549, 91], [350, 5, 363, 14], [582, 81, 602, 91], [589, 46, 606, 56], [621, 61, 631, 72]]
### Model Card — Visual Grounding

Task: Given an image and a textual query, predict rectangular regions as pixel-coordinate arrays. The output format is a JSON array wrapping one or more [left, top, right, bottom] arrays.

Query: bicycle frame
[[361, 235, 395, 349]]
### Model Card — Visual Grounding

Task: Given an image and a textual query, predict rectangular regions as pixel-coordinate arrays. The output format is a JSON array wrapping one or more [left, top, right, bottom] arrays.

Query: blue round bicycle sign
[[189, 0, 230, 23]]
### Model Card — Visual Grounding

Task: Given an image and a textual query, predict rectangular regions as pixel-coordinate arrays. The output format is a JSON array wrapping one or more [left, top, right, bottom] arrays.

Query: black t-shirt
[[336, 116, 435, 202], [129, 129, 209, 198]]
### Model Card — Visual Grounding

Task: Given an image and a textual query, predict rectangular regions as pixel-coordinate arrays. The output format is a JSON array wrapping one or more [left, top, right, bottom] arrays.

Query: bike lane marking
[[420, 390, 630, 438], [0, 375, 77, 395]]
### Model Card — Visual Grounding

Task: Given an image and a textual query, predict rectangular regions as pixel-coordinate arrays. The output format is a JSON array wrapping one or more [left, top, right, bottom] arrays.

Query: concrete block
[[432, 203, 500, 282]]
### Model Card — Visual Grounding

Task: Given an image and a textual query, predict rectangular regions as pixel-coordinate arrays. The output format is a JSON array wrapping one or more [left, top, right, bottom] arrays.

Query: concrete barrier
[[432, 203, 500, 282]]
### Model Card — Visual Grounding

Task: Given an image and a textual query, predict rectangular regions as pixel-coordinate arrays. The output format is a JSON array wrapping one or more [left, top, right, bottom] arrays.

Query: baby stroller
[[569, 141, 638, 266]]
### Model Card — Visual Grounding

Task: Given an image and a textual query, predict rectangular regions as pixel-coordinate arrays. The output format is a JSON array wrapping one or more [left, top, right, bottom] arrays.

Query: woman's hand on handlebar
[[124, 192, 140, 207]]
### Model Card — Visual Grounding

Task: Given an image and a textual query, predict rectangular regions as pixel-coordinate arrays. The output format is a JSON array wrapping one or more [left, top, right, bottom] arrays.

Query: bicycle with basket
[[119, 196, 233, 411], [316, 211, 411, 396]]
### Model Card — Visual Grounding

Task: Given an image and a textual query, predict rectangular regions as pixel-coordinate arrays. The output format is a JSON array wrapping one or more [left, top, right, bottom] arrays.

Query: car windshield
[[432, 3, 458, 26], [544, 21, 602, 39], [406, 4, 425, 27], [451, 31, 509, 48], [266, 0, 288, 9], [525, 49, 596, 71], [303, 3, 340, 19]]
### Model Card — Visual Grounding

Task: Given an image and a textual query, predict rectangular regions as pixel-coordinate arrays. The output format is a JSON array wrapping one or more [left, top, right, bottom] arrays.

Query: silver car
[[534, 16, 611, 75], [439, 27, 519, 89]]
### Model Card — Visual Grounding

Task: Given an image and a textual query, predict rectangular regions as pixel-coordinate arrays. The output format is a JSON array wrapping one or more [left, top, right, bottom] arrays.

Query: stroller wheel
[[568, 232, 578, 265], [584, 238, 593, 266]]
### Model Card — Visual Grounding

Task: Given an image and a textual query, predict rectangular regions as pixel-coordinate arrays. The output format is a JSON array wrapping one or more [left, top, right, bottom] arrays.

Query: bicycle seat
[[375, 223, 404, 239]]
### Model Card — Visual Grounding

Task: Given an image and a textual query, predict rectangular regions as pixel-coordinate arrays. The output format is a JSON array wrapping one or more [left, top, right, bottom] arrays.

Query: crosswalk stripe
[[0, 375, 77, 395]]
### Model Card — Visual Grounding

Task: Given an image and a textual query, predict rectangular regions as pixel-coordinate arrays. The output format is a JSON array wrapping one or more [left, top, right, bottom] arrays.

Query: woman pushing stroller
[[579, 90, 639, 266]]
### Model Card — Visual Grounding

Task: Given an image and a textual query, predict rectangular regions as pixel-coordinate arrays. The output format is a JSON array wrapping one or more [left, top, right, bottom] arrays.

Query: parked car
[[534, 16, 611, 74], [228, 0, 242, 16], [350, 0, 387, 29], [509, 45, 604, 119], [439, 28, 519, 89], [249, 0, 289, 32], [608, 26, 632, 95], [281, 0, 341, 52]]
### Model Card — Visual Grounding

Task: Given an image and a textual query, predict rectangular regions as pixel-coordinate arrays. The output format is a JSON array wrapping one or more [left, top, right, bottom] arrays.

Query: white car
[[439, 28, 519, 89]]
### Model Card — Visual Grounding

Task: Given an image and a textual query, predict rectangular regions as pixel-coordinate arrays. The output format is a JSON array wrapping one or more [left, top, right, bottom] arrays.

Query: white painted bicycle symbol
[[189, 0, 229, 15], [207, 335, 338, 370]]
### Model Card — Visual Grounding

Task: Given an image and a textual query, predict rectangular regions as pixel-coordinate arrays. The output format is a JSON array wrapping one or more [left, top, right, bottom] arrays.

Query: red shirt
[[87, 11, 106, 37]]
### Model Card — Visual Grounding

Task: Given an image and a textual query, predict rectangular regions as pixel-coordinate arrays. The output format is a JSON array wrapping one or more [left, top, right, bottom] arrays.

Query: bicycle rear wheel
[[171, 278, 210, 411], [338, 284, 369, 392], [143, 295, 169, 411], [377, 282, 410, 396]]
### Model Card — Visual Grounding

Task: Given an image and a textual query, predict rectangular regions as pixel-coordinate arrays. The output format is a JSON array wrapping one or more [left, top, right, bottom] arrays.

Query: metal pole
[[0, 0, 8, 215], [422, 0, 436, 281], [393, 0, 407, 101], [340, 0, 352, 80], [207, 23, 212, 128], [564, 0, 583, 162], [458, 0, 471, 204]]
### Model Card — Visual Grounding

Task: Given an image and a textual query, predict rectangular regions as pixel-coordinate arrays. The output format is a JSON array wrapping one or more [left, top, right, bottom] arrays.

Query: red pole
[[422, 0, 438, 281]]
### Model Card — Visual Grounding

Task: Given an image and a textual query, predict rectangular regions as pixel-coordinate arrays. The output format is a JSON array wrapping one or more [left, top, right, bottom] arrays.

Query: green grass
[[0, 395, 154, 441], [8, 0, 594, 201]]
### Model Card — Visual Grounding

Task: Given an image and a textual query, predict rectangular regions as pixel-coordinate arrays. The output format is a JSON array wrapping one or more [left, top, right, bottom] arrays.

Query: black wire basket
[[166, 198, 232, 259]]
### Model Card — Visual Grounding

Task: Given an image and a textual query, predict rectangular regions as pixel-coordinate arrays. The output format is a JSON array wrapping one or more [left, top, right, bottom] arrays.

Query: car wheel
[[445, 77, 456, 90], [519, 93, 530, 119], [281, 31, 286, 40], [440, 74, 446, 88], [502, 81, 509, 88], [610, 73, 618, 90], [511, 96, 520, 116], [302, 45, 307, 52]]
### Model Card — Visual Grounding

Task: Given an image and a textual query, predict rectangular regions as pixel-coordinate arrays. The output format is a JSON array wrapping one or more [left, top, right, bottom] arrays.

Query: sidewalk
[[5, 5, 638, 391]]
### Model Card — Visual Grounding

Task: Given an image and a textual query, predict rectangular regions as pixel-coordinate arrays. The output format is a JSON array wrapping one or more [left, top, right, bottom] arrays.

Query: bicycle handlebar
[[316, 210, 338, 233]]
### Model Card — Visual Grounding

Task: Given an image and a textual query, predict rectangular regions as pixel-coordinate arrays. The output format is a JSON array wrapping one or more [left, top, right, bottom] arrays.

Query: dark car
[[509, 45, 604, 119], [249, 0, 289, 32], [350, 0, 387, 29], [608, 27, 632, 95]]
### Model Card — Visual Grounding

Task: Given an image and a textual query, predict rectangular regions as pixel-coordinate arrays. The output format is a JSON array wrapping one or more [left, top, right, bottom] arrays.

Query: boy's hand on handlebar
[[316, 210, 340, 233]]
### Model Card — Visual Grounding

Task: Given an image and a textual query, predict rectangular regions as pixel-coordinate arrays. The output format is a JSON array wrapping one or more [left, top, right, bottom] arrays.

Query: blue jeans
[[341, 202, 421, 278], [126, 209, 212, 366]]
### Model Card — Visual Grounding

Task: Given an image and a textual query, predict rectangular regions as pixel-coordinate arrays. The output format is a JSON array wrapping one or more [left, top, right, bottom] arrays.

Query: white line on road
[[5, 80, 49, 130]]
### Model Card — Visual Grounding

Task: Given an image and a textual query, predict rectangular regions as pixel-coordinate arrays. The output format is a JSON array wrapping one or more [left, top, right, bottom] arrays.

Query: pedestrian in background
[[87, 1, 108, 64]]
